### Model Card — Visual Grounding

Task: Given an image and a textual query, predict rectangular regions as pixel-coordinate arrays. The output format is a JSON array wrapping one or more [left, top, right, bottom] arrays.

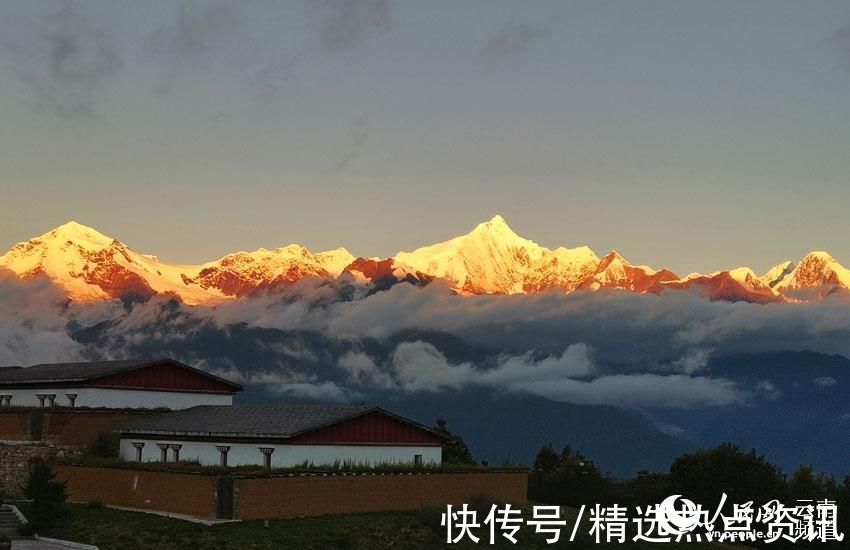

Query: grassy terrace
[[16, 503, 749, 550], [0, 406, 170, 412], [53, 454, 523, 476]]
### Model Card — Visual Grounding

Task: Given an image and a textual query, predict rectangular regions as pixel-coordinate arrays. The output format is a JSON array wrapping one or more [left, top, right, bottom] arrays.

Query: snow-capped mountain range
[[1, 216, 849, 305]]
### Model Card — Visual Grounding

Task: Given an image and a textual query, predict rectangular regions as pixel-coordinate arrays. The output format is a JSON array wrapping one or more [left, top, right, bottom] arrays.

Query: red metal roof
[[292, 409, 445, 446], [120, 405, 448, 445], [0, 358, 242, 394]]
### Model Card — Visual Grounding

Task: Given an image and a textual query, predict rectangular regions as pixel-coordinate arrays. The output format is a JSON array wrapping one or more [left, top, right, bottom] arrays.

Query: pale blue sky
[[1, 1, 849, 274]]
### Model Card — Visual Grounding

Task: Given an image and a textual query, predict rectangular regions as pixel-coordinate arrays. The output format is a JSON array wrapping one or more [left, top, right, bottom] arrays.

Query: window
[[46, 394, 56, 407], [414, 454, 423, 467], [65, 393, 77, 408], [36, 394, 46, 408], [0, 395, 11, 407]]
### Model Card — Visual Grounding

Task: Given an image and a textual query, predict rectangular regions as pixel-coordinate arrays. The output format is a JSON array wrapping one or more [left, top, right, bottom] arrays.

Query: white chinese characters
[[440, 495, 844, 545]]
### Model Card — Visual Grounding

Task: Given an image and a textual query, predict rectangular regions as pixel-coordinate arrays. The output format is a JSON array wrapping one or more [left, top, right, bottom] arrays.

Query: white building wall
[[2, 388, 232, 409], [119, 438, 442, 467]]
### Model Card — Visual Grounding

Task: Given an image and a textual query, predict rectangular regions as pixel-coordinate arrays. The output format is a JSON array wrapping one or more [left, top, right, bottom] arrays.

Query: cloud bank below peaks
[[235, 280, 850, 364], [331, 341, 747, 409], [0, 269, 82, 365]]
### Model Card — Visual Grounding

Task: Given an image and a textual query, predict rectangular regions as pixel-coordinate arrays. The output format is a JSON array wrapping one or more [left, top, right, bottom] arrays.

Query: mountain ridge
[[2, 216, 849, 305]]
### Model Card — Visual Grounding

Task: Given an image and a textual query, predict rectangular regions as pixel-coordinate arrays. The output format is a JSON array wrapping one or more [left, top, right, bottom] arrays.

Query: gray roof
[[118, 404, 436, 440], [0, 358, 241, 390]]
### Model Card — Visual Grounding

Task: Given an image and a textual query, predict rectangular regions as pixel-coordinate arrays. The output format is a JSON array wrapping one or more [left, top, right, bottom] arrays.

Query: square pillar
[[156, 443, 169, 462], [216, 445, 231, 467], [132, 442, 145, 462], [259, 447, 274, 469], [169, 444, 182, 462]]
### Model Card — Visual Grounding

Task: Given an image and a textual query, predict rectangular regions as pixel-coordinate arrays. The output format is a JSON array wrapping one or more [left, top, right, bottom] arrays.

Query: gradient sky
[[1, 0, 850, 275]]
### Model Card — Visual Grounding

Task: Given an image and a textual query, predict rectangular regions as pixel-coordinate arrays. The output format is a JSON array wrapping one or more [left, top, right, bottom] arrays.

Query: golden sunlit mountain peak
[[1, 219, 849, 305]]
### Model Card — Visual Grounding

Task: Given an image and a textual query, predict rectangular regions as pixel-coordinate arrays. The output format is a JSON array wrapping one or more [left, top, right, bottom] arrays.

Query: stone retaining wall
[[0, 442, 82, 496], [0, 409, 159, 445]]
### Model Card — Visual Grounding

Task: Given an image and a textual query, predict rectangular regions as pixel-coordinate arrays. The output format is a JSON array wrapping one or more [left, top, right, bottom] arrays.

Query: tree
[[533, 444, 560, 472], [835, 475, 850, 538], [669, 443, 785, 509], [559, 446, 597, 472], [88, 432, 119, 458], [621, 471, 672, 509], [23, 459, 67, 532], [787, 464, 836, 501], [433, 418, 475, 465], [530, 444, 610, 506]]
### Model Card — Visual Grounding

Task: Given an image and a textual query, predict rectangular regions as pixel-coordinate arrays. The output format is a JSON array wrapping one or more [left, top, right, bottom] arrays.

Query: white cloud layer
[[4, 273, 850, 409], [0, 270, 82, 365], [335, 340, 747, 409]]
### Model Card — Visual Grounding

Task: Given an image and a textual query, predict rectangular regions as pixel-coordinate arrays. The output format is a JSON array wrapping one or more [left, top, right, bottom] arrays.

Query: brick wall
[[51, 466, 527, 520], [0, 412, 32, 440], [235, 472, 528, 520], [0, 442, 82, 496], [55, 466, 217, 518]]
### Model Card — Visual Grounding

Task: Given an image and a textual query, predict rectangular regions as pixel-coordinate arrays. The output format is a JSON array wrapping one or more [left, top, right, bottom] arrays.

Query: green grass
[[17, 503, 751, 550]]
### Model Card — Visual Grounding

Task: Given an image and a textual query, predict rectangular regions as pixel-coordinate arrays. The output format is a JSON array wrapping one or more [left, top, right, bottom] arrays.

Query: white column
[[259, 447, 274, 469]]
